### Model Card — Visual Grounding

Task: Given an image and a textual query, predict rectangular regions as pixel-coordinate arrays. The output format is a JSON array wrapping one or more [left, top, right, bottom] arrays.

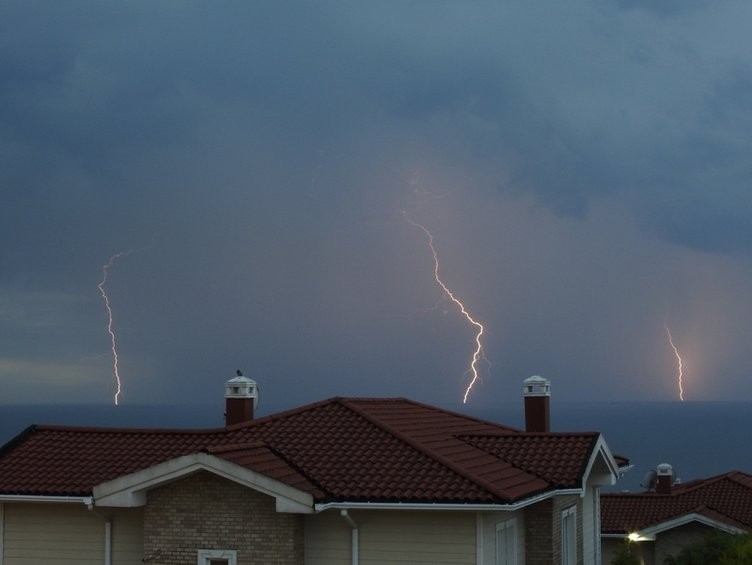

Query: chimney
[[523, 375, 551, 432], [656, 463, 674, 494], [224, 372, 258, 426]]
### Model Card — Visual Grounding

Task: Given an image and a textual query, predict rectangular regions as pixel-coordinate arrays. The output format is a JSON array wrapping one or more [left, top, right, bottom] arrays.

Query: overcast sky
[[3, 1, 752, 413]]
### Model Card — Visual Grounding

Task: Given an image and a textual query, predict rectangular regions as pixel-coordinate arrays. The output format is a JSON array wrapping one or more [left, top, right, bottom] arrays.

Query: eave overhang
[[91, 452, 313, 513], [581, 434, 621, 490], [0, 494, 92, 505], [602, 512, 749, 541], [314, 487, 584, 513]]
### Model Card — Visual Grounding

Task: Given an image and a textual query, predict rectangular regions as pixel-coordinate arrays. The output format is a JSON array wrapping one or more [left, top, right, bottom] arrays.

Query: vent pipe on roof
[[523, 375, 551, 433], [224, 372, 259, 426]]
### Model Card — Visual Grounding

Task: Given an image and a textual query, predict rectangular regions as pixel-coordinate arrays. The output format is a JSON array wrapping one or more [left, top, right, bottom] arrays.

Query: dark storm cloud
[[2, 1, 752, 406]]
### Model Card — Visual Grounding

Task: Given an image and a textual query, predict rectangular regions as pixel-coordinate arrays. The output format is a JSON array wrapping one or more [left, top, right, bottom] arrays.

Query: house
[[0, 375, 625, 565], [601, 466, 752, 565]]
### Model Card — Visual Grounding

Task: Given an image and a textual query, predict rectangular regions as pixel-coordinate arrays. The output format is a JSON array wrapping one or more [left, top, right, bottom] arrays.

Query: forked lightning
[[664, 320, 685, 402], [98, 250, 137, 405], [403, 212, 487, 403]]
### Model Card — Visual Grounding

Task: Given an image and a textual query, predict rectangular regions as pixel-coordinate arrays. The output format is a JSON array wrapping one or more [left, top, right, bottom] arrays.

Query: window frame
[[561, 505, 577, 565], [197, 548, 238, 565], [495, 517, 517, 565]]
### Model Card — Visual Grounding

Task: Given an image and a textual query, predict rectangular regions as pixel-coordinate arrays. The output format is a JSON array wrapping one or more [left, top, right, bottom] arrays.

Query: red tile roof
[[601, 471, 752, 534], [0, 397, 604, 504]]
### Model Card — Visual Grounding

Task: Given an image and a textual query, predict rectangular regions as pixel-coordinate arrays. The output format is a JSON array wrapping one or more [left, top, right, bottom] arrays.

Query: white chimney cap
[[657, 463, 673, 475], [225, 376, 258, 399], [523, 375, 551, 396]]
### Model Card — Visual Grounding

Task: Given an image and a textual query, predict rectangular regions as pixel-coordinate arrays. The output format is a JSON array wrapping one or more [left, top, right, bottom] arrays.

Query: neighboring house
[[601, 467, 752, 565], [0, 376, 625, 565]]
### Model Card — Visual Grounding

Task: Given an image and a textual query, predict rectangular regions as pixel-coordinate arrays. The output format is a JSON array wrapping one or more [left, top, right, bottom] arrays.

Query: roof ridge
[[0, 425, 37, 459], [341, 398, 515, 500], [224, 396, 347, 431], [603, 470, 752, 500], [390, 397, 524, 432], [31, 423, 227, 435], [206, 441, 266, 454], [460, 430, 599, 438], [671, 471, 751, 495]]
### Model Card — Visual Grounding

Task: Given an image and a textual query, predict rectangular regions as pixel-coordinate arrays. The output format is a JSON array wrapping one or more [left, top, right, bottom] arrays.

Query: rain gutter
[[315, 488, 583, 513], [0, 494, 92, 504]]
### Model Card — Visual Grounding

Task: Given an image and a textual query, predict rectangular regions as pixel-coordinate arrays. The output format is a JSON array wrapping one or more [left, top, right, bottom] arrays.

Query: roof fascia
[[0, 494, 92, 505], [601, 533, 631, 539], [618, 463, 636, 476], [92, 453, 313, 513], [314, 488, 583, 513], [581, 434, 620, 490], [640, 512, 747, 537]]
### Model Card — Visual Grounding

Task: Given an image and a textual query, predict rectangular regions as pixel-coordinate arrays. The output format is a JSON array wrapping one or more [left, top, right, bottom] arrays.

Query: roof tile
[[602, 471, 752, 533], [0, 397, 607, 505]]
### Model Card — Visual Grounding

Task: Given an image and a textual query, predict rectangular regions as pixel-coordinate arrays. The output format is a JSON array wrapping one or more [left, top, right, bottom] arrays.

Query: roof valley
[[342, 399, 541, 501]]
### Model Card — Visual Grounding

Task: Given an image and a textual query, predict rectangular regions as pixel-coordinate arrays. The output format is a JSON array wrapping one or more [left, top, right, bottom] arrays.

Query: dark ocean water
[[1, 401, 749, 493]]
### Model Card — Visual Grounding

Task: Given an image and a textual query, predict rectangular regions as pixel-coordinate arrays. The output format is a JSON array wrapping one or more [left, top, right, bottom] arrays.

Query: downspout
[[105, 521, 112, 565], [1, 502, 5, 565], [86, 498, 112, 565], [340, 509, 359, 565]]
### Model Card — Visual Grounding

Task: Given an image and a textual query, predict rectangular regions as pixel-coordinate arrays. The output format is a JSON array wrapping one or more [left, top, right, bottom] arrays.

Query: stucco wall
[[655, 521, 717, 564], [602, 537, 654, 565], [143, 471, 304, 565], [603, 523, 721, 565]]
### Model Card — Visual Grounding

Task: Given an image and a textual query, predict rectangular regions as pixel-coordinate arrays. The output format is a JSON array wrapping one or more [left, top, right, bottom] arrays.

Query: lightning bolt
[[97, 250, 137, 405], [664, 320, 685, 402], [403, 211, 487, 403]]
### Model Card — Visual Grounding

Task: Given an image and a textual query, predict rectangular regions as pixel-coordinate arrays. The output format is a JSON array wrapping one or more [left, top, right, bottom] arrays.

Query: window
[[495, 518, 517, 565], [197, 549, 237, 565], [561, 505, 577, 565]]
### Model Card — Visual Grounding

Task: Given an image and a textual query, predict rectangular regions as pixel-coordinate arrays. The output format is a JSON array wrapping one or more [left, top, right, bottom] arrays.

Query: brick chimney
[[656, 463, 674, 494], [225, 372, 258, 426], [523, 375, 551, 432]]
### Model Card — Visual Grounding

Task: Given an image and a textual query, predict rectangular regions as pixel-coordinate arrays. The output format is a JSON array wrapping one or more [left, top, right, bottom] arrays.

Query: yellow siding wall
[[2, 503, 103, 564], [306, 509, 476, 565], [111, 508, 144, 565], [305, 509, 351, 565], [1, 503, 144, 565]]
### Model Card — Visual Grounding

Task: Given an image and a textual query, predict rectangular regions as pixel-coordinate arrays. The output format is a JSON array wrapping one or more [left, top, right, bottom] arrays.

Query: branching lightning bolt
[[664, 320, 685, 402], [403, 211, 486, 403], [97, 250, 137, 405]]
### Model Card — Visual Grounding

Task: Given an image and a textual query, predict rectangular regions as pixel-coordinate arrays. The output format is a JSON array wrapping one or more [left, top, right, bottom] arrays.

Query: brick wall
[[524, 495, 584, 565], [143, 471, 304, 564], [525, 498, 553, 565]]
